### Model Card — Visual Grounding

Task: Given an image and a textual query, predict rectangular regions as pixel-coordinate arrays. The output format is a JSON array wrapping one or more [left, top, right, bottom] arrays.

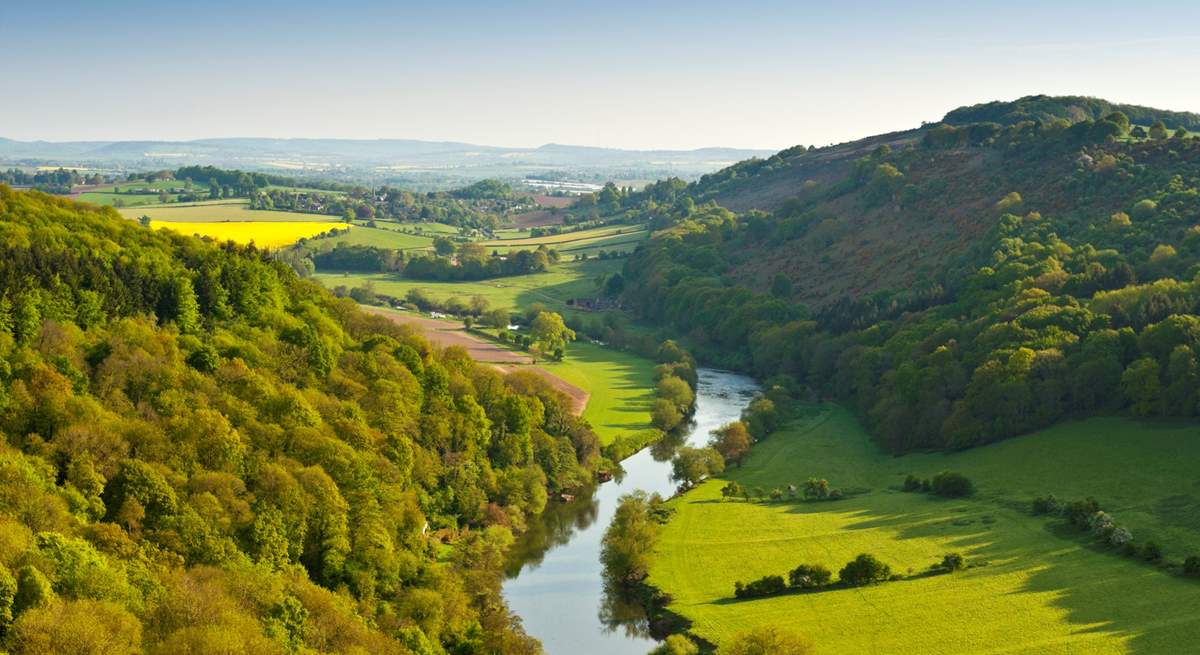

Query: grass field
[[79, 180, 205, 207], [649, 407, 1200, 654], [539, 341, 656, 443], [152, 220, 345, 248], [313, 259, 623, 319], [309, 225, 437, 251], [120, 201, 342, 223], [480, 225, 647, 254]]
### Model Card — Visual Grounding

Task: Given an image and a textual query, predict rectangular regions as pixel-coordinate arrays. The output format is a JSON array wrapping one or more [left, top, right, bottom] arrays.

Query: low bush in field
[[788, 564, 832, 589], [734, 575, 787, 599], [902, 471, 972, 497]]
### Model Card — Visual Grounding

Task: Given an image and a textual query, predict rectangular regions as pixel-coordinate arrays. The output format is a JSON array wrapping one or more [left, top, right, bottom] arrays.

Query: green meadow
[[539, 340, 656, 443], [312, 224, 438, 250], [481, 225, 647, 254], [314, 258, 624, 319], [79, 180, 205, 207], [649, 406, 1200, 654]]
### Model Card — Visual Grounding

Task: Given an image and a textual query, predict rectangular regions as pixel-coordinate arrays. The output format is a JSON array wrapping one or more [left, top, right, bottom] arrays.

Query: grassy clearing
[[649, 407, 1200, 654], [151, 221, 345, 248], [120, 201, 341, 223], [539, 340, 656, 443]]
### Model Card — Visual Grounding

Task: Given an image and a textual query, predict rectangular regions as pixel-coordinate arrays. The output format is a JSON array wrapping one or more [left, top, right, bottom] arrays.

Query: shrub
[[788, 564, 832, 589], [802, 478, 830, 500], [734, 574, 787, 599], [1088, 511, 1114, 537], [1131, 199, 1158, 220], [1108, 527, 1133, 548], [839, 553, 891, 586], [930, 471, 973, 497], [720, 481, 746, 501], [902, 474, 922, 492], [940, 553, 967, 572], [723, 626, 813, 655], [1142, 541, 1163, 563], [1064, 498, 1101, 527], [1032, 495, 1061, 515], [651, 634, 699, 655], [1183, 556, 1200, 578]]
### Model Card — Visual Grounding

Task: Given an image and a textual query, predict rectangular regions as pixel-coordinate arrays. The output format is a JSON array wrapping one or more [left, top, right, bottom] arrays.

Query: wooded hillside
[[619, 99, 1200, 452], [0, 187, 598, 654]]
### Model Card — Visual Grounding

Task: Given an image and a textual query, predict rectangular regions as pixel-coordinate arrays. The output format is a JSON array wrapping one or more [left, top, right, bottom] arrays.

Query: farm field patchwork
[[151, 220, 345, 248], [649, 407, 1200, 654], [481, 225, 647, 253]]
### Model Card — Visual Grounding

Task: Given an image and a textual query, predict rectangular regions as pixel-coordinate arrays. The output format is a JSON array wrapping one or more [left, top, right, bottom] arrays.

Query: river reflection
[[503, 369, 760, 655]]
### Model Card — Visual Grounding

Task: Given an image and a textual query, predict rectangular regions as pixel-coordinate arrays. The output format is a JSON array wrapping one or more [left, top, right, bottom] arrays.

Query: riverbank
[[502, 369, 760, 655]]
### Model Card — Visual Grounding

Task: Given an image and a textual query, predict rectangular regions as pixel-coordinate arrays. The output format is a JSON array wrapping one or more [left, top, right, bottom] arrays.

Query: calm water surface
[[503, 368, 760, 655]]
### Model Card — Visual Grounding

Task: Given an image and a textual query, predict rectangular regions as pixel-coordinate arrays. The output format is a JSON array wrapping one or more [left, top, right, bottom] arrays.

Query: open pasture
[[313, 258, 624, 318], [649, 407, 1200, 654]]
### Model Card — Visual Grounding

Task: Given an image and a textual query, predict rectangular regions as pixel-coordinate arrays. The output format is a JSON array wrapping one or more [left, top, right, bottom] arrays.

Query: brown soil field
[[510, 209, 564, 228], [533, 195, 575, 208]]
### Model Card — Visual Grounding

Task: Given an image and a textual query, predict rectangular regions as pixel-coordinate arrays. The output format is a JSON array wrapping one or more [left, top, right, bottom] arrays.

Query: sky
[[4, 0, 1200, 150]]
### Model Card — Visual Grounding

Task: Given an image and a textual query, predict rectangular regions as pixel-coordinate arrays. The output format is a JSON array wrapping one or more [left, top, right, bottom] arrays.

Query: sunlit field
[[151, 220, 346, 248], [650, 407, 1200, 654]]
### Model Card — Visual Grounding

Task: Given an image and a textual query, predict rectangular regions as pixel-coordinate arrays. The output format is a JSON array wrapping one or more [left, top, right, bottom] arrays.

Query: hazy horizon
[[5, 0, 1200, 150]]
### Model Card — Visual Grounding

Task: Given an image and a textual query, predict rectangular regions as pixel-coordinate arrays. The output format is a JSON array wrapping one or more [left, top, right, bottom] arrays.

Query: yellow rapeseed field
[[151, 221, 344, 248]]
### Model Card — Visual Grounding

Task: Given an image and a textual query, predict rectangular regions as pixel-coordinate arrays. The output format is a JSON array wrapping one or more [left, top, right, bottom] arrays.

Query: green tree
[[839, 553, 891, 586], [671, 447, 725, 489], [710, 421, 752, 465], [12, 566, 54, 616], [487, 307, 510, 329], [433, 236, 455, 257], [1149, 120, 1169, 139], [530, 311, 575, 357], [601, 492, 661, 584], [1122, 357, 1162, 416]]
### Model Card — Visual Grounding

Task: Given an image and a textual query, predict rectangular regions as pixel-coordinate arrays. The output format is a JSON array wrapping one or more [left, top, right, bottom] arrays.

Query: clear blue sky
[[4, 0, 1200, 150]]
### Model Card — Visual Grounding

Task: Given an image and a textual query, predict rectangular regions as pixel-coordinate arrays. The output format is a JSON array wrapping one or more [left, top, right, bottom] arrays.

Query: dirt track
[[362, 306, 589, 415]]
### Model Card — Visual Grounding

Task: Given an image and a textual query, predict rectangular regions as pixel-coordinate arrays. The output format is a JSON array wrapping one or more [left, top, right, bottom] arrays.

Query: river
[[503, 368, 761, 655]]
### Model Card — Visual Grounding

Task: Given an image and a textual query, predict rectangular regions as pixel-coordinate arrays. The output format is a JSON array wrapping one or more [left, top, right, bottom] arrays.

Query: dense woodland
[[0, 186, 603, 653], [621, 107, 1200, 452]]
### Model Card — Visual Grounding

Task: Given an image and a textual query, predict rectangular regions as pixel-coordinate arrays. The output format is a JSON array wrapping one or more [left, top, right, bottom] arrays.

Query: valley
[[6, 92, 1200, 655]]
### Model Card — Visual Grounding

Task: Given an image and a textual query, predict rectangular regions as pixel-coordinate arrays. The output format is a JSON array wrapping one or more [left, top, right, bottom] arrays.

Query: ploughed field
[[649, 407, 1200, 654]]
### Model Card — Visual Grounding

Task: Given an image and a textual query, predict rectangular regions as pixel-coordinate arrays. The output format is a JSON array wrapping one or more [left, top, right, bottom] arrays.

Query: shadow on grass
[[673, 403, 1200, 652]]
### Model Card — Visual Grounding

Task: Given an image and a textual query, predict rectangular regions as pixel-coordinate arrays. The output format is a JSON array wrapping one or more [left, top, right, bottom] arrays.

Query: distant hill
[[0, 136, 773, 189], [942, 94, 1200, 130]]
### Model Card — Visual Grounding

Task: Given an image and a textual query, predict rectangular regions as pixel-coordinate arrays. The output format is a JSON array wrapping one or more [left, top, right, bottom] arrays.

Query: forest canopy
[[0, 186, 599, 654]]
